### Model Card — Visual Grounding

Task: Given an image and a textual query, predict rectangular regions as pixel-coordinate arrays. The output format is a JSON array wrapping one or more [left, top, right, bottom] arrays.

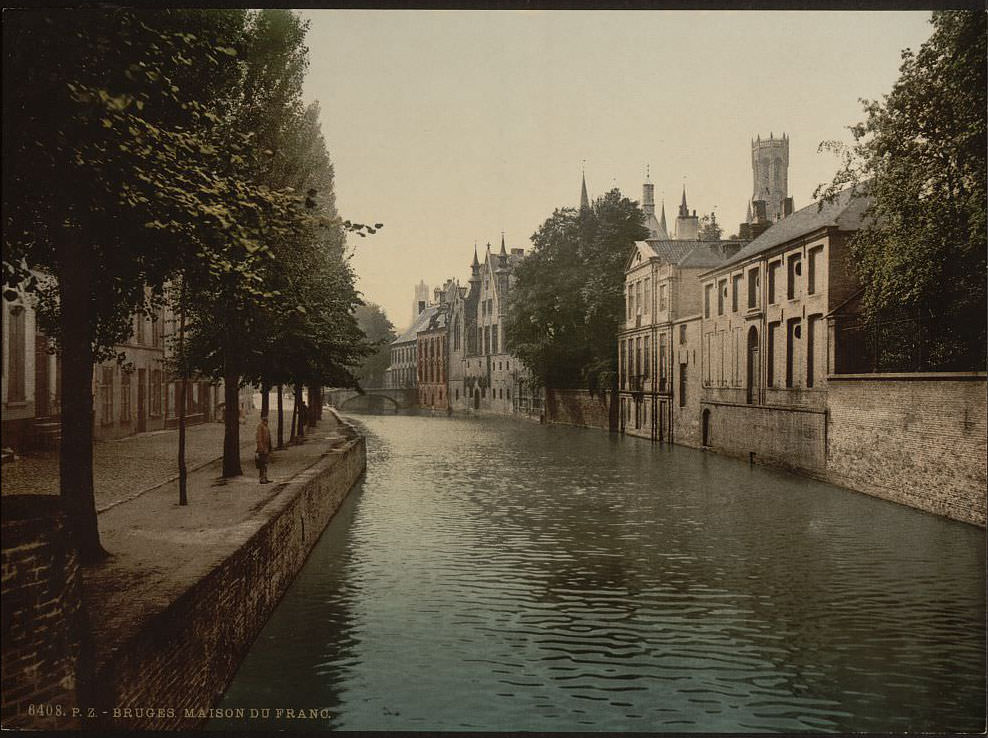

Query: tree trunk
[[288, 385, 298, 445], [177, 278, 188, 505], [222, 367, 241, 477], [276, 383, 284, 449], [58, 242, 106, 562], [296, 383, 305, 438], [260, 381, 270, 417]]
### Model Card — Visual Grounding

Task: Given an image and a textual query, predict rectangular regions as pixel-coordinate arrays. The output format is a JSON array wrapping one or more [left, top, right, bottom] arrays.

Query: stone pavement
[[0, 407, 303, 510], [81, 413, 356, 676]]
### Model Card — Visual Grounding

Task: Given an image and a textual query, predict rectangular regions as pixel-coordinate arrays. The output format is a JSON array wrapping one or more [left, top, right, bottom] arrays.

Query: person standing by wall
[[255, 413, 272, 484]]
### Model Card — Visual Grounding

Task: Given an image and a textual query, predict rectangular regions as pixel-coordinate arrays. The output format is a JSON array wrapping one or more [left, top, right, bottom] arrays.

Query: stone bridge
[[325, 387, 418, 412]]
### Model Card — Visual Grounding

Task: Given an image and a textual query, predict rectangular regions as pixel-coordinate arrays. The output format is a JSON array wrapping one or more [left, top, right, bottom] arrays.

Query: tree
[[505, 189, 649, 390], [2, 9, 267, 560], [353, 303, 397, 387], [816, 10, 986, 370], [698, 212, 722, 241]]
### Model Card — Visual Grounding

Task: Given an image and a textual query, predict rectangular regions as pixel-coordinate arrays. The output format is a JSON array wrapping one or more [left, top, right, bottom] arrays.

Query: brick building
[[417, 289, 449, 410], [697, 187, 868, 468]]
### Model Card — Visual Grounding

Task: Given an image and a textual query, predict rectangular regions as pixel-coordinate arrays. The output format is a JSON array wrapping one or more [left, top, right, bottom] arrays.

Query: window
[[679, 363, 687, 407], [717, 279, 727, 315], [767, 321, 779, 387], [643, 336, 650, 378], [659, 284, 668, 312], [635, 281, 642, 315], [643, 278, 650, 313], [807, 314, 823, 387], [679, 324, 687, 345], [6, 306, 25, 402], [635, 337, 642, 378], [807, 246, 823, 295], [768, 261, 781, 304], [492, 324, 499, 354], [787, 254, 802, 300], [151, 369, 162, 415], [659, 335, 667, 392], [731, 274, 743, 312], [627, 285, 633, 320], [101, 366, 114, 424], [454, 320, 461, 351], [786, 317, 801, 387], [747, 267, 759, 309], [703, 284, 713, 318], [507, 389, 511, 400]]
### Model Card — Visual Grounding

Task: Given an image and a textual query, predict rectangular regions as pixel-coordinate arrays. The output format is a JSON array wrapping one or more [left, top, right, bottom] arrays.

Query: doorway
[[746, 326, 759, 405], [137, 368, 146, 432]]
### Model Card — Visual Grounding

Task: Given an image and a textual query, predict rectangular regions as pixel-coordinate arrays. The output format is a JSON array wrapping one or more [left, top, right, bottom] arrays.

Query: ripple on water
[[213, 414, 986, 734]]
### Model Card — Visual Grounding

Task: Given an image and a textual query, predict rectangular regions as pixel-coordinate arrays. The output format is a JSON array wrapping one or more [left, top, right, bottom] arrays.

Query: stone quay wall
[[699, 400, 828, 473], [93, 428, 366, 730], [545, 389, 617, 432], [1, 496, 90, 730], [826, 374, 986, 527]]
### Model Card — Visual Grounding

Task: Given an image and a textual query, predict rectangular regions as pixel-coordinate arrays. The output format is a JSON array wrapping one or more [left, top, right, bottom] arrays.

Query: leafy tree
[[2, 9, 269, 560], [353, 303, 397, 387], [698, 212, 723, 241], [506, 189, 648, 390], [816, 10, 986, 369]]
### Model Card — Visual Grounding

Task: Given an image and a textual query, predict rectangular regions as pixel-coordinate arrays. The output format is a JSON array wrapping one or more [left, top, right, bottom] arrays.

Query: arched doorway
[[746, 326, 760, 405], [701, 408, 711, 446]]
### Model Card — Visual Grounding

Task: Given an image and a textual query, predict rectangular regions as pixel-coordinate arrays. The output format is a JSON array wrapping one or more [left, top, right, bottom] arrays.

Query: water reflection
[[213, 414, 985, 732]]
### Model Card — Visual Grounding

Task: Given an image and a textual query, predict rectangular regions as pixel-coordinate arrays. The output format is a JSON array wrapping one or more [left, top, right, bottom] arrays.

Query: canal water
[[213, 414, 985, 733]]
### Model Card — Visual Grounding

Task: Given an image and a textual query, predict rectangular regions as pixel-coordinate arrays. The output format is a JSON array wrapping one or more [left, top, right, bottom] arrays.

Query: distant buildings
[[384, 237, 530, 415]]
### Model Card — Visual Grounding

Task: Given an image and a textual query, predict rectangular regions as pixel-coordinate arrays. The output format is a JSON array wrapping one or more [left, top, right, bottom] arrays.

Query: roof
[[711, 188, 872, 273], [392, 305, 438, 344], [629, 239, 746, 270]]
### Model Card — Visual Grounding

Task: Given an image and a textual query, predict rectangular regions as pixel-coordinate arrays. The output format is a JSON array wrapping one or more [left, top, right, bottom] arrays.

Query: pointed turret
[[642, 170, 669, 240], [659, 202, 668, 235], [745, 200, 752, 224], [678, 186, 689, 218], [580, 171, 590, 210], [470, 243, 481, 281], [499, 233, 507, 256]]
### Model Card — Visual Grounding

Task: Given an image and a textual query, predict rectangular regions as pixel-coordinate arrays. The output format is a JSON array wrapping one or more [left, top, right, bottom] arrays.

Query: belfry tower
[[749, 132, 792, 224]]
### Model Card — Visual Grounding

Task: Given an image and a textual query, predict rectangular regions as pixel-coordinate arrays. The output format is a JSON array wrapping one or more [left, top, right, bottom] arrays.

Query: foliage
[[698, 212, 722, 241], [815, 10, 986, 369], [353, 303, 397, 387], [505, 189, 648, 389]]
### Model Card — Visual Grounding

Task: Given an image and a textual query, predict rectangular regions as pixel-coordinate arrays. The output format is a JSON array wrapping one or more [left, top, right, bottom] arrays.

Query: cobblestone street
[[1, 404, 301, 510]]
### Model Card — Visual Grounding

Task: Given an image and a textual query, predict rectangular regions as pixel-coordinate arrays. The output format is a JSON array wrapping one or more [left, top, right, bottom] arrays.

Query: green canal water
[[211, 413, 985, 732]]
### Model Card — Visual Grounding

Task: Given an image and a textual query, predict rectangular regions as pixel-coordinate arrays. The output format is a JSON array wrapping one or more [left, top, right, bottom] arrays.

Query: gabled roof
[[711, 188, 872, 274], [393, 305, 438, 344]]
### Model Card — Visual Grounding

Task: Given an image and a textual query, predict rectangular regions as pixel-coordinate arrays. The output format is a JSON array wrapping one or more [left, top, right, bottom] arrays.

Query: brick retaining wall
[[90, 430, 366, 730], [545, 389, 616, 431], [826, 374, 986, 527], [1, 496, 91, 730]]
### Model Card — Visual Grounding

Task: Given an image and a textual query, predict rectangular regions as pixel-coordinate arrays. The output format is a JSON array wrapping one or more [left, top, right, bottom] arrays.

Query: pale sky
[[299, 10, 935, 332]]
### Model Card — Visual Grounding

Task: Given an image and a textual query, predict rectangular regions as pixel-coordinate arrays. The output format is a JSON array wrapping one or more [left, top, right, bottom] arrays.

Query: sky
[[299, 10, 935, 332]]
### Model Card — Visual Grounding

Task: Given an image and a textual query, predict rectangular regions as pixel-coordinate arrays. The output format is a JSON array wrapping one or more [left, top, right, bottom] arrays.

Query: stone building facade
[[457, 239, 528, 414], [617, 181, 744, 444], [387, 304, 437, 392]]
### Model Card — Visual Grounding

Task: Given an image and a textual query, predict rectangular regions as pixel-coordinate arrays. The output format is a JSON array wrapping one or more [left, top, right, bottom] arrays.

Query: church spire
[[679, 186, 689, 218], [500, 232, 507, 256], [659, 201, 668, 235], [580, 167, 590, 211]]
